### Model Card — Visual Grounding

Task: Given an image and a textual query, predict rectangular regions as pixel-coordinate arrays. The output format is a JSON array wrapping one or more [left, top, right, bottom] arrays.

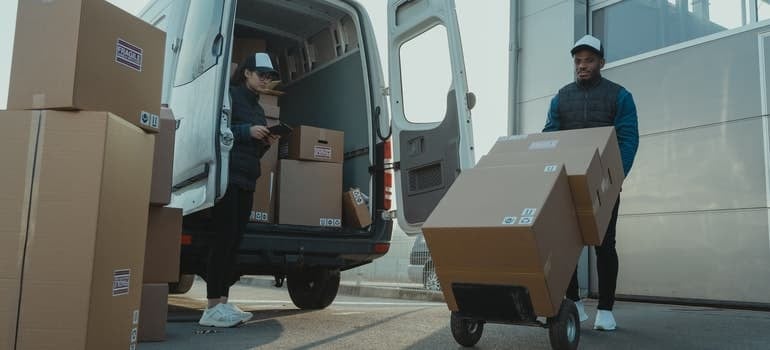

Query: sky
[[0, 0, 510, 157]]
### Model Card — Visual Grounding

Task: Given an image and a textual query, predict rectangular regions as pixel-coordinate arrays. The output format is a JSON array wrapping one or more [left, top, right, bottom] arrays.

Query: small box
[[143, 206, 182, 283], [277, 160, 342, 227], [343, 188, 372, 228], [138, 283, 169, 342], [288, 125, 344, 163], [8, 0, 165, 133], [150, 108, 176, 205]]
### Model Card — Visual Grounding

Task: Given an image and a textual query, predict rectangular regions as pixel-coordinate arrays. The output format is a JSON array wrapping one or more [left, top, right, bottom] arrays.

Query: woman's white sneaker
[[222, 303, 253, 323], [593, 309, 617, 331], [198, 303, 243, 327]]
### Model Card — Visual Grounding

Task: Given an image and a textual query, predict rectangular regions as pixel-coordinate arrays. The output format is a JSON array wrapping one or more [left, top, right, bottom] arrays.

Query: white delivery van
[[139, 0, 475, 309]]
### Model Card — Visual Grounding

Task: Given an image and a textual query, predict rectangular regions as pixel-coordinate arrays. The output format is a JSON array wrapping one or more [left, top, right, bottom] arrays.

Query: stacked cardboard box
[[277, 126, 345, 227], [422, 127, 624, 318], [249, 94, 281, 224], [2, 0, 169, 348]]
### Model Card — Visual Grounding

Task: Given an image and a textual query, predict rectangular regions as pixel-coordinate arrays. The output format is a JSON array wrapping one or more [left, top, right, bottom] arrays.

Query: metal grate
[[408, 162, 443, 194], [410, 250, 430, 266]]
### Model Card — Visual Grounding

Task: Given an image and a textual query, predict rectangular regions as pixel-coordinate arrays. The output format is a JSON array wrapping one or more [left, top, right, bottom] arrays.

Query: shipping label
[[313, 145, 332, 160], [140, 111, 160, 129], [502, 216, 518, 225], [319, 218, 342, 227], [528, 139, 559, 150]]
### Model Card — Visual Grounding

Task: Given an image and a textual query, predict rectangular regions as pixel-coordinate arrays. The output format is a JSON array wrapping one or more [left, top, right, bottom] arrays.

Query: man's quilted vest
[[557, 77, 622, 130]]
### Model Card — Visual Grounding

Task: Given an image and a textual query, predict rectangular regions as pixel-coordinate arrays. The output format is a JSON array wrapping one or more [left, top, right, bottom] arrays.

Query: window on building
[[593, 0, 749, 62]]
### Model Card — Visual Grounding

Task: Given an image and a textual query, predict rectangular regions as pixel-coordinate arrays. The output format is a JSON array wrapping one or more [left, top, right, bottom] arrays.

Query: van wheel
[[168, 274, 195, 295], [450, 312, 484, 347], [287, 268, 340, 310]]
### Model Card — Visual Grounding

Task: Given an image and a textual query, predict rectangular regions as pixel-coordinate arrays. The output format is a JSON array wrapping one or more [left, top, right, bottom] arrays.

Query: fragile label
[[313, 145, 333, 160], [521, 208, 537, 216], [251, 211, 269, 222], [115, 38, 143, 72], [112, 269, 130, 296], [501, 216, 518, 225], [528, 140, 558, 150], [319, 218, 342, 227], [518, 216, 534, 225], [544, 165, 558, 173], [140, 111, 160, 129]]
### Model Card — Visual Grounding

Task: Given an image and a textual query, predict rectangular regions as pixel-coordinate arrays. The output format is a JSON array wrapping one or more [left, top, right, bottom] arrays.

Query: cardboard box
[[260, 102, 281, 120], [422, 164, 583, 318], [232, 38, 267, 66], [478, 149, 609, 245], [251, 119, 280, 223], [0, 112, 41, 350], [8, 0, 165, 133], [260, 94, 279, 107], [277, 160, 342, 227], [138, 283, 169, 342], [13, 110, 154, 350], [143, 207, 182, 283], [343, 188, 372, 228], [288, 125, 344, 163], [150, 108, 176, 205], [488, 127, 624, 245]]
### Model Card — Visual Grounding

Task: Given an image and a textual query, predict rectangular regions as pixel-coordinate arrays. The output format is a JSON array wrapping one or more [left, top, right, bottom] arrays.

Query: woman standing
[[199, 53, 279, 327]]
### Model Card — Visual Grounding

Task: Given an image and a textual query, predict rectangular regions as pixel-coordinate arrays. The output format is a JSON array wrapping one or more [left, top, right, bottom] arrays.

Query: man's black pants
[[566, 196, 620, 310]]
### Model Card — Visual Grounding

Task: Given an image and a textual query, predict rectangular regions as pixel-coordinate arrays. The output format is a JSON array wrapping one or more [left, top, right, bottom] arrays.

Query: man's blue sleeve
[[615, 89, 639, 176], [543, 95, 560, 132]]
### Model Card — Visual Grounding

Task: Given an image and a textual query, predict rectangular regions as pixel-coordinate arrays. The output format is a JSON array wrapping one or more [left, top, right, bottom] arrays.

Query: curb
[[239, 276, 445, 303]]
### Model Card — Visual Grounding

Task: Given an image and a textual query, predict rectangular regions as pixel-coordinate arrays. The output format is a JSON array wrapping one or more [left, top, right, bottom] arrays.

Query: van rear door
[[160, 0, 235, 215], [387, 0, 476, 235]]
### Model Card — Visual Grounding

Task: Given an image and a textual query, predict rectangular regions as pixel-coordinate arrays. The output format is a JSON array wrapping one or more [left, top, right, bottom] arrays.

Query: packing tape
[[32, 94, 46, 109]]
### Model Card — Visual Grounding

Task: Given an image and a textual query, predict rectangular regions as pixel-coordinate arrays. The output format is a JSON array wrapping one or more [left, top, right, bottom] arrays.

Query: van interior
[[226, 0, 381, 234]]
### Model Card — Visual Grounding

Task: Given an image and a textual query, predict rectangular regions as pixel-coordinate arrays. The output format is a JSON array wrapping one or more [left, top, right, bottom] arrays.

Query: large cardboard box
[[8, 0, 165, 133], [277, 160, 342, 227], [0, 112, 41, 350], [422, 164, 583, 318], [478, 149, 610, 245], [12, 110, 154, 350], [343, 188, 372, 228], [488, 127, 624, 245], [288, 125, 344, 163], [138, 283, 169, 342], [150, 108, 176, 205], [143, 207, 182, 283]]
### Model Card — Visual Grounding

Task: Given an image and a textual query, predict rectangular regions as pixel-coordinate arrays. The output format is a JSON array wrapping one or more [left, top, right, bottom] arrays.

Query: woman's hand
[[249, 125, 270, 140]]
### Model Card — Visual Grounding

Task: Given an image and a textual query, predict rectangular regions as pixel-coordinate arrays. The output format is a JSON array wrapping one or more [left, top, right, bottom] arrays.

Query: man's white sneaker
[[593, 309, 617, 331], [222, 303, 253, 323], [198, 303, 243, 328], [574, 300, 589, 322]]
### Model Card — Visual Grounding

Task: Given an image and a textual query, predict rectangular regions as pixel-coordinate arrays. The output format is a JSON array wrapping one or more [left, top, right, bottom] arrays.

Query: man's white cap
[[244, 52, 277, 75], [571, 35, 603, 58]]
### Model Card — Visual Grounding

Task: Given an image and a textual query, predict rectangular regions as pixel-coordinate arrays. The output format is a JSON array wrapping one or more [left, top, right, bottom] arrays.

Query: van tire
[[287, 268, 340, 310], [169, 274, 195, 294]]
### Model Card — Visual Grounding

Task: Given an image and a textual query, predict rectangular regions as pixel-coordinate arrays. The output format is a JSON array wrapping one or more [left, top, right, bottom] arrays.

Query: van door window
[[174, 0, 225, 86], [399, 25, 452, 124]]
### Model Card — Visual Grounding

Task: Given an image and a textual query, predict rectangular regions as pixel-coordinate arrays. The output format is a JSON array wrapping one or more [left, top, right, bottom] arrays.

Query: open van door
[[388, 0, 475, 235], [152, 0, 235, 215]]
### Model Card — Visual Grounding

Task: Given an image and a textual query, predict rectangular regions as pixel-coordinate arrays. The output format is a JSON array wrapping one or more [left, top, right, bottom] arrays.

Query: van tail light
[[373, 242, 390, 254], [181, 234, 192, 246], [383, 138, 393, 211]]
